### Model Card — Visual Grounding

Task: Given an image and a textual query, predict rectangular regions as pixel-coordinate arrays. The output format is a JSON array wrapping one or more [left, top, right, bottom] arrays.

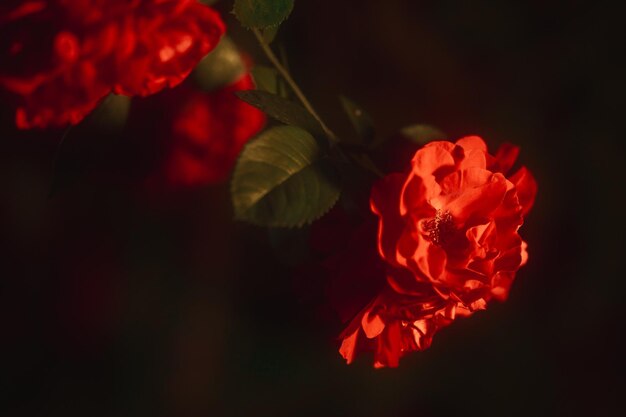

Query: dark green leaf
[[193, 37, 246, 91], [251, 66, 290, 98], [90, 94, 130, 132], [262, 25, 280, 43], [339, 95, 375, 145], [231, 126, 341, 227], [400, 124, 447, 145], [233, 0, 294, 28], [235, 90, 325, 138], [251, 65, 279, 94], [95, 94, 131, 131]]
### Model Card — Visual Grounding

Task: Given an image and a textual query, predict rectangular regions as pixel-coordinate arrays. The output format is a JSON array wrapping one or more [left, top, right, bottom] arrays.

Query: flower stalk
[[251, 28, 337, 142]]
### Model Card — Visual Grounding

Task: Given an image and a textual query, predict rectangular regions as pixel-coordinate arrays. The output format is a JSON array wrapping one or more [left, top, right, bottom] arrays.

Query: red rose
[[0, 0, 224, 129], [159, 73, 266, 186], [129, 71, 265, 188], [339, 137, 537, 367]]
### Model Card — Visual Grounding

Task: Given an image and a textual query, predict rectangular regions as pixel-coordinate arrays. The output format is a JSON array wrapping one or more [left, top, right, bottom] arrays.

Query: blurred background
[[1, 0, 624, 416]]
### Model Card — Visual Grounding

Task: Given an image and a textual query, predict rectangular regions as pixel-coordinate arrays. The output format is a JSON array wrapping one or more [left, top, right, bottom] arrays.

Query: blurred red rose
[[0, 0, 224, 129], [339, 137, 537, 367], [128, 71, 265, 188], [158, 73, 266, 187]]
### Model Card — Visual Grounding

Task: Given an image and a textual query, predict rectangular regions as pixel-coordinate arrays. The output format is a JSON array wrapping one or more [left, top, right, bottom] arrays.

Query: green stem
[[252, 28, 337, 142], [252, 29, 385, 180]]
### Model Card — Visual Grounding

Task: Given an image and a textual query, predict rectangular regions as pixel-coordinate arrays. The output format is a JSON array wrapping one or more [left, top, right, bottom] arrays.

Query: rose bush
[[339, 136, 537, 367], [0, 0, 224, 129]]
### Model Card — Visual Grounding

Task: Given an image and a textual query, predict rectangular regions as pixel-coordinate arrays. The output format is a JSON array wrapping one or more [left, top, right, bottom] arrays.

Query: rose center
[[423, 210, 455, 245]]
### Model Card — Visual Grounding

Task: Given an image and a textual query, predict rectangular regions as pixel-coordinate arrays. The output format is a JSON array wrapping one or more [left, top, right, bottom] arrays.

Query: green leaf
[[233, 0, 294, 29], [235, 90, 325, 138], [251, 65, 279, 94], [339, 95, 375, 145], [262, 25, 280, 43], [400, 124, 447, 145], [250, 66, 289, 98], [193, 37, 246, 91], [93, 94, 131, 132], [232, 125, 341, 227], [85, 94, 131, 132]]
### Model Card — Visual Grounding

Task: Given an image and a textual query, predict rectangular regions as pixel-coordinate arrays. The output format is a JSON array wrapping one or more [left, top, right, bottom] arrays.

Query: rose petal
[[339, 327, 359, 364], [386, 266, 432, 295], [455, 136, 487, 152], [411, 141, 456, 179], [401, 144, 455, 214], [440, 169, 508, 223], [374, 321, 402, 368], [509, 166, 538, 216], [458, 148, 487, 170], [491, 271, 515, 301], [413, 233, 447, 282], [520, 240, 529, 266], [491, 142, 520, 174], [371, 173, 407, 265], [362, 309, 385, 339]]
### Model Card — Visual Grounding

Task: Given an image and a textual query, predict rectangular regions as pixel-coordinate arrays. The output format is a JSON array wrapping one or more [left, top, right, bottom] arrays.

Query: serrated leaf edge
[[231, 126, 340, 228], [232, 0, 294, 29]]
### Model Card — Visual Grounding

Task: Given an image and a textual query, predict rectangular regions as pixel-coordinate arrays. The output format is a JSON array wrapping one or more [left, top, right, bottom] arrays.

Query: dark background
[[2, 0, 624, 416]]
